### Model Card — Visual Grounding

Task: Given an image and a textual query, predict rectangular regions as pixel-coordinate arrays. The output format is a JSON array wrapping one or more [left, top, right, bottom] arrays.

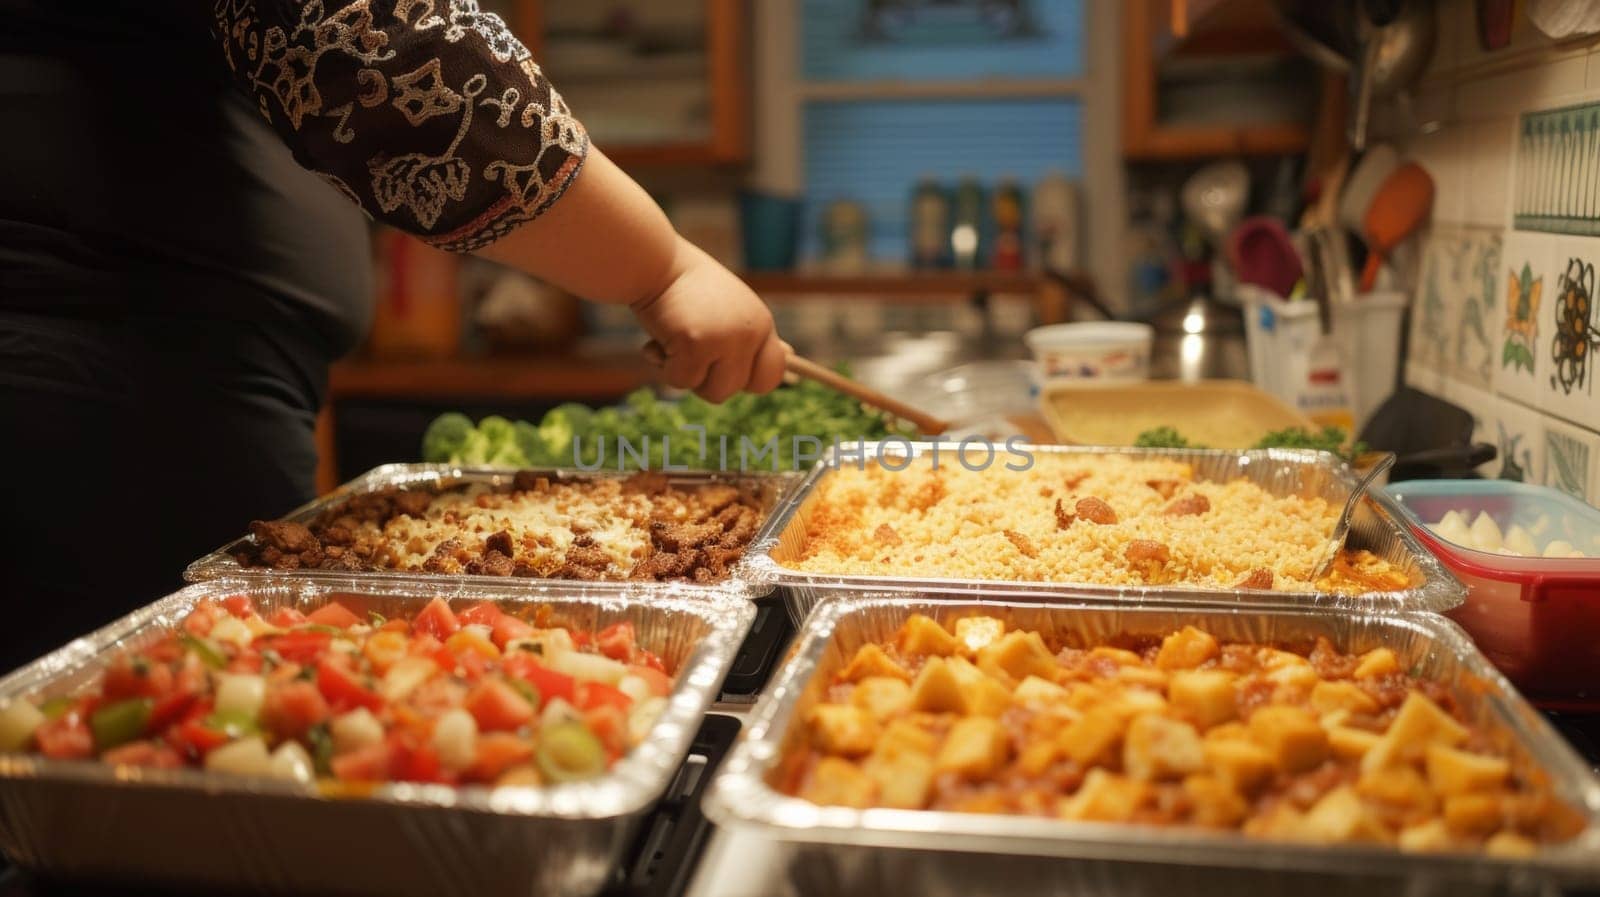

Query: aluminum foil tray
[[0, 576, 755, 897], [741, 444, 1464, 624], [704, 593, 1600, 897], [185, 463, 804, 599]]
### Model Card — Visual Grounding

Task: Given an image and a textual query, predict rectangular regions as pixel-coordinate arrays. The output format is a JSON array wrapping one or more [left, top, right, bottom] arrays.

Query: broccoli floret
[[452, 428, 492, 465], [421, 412, 476, 463]]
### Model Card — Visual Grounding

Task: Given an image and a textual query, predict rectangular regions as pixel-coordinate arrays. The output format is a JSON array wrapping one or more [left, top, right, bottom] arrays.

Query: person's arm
[[210, 1, 784, 400]]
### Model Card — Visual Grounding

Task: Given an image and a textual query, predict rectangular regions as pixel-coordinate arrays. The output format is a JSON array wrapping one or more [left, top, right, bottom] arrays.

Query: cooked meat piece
[[1235, 568, 1274, 590], [556, 563, 602, 580], [651, 521, 722, 552], [250, 520, 319, 554], [318, 518, 358, 547], [621, 471, 670, 495], [1145, 479, 1183, 500], [571, 533, 596, 548], [512, 471, 551, 492], [465, 550, 516, 577], [1054, 499, 1075, 530], [696, 484, 741, 516], [484, 530, 514, 558], [1074, 497, 1118, 525], [422, 539, 469, 574], [564, 543, 613, 573], [1003, 529, 1037, 558], [1124, 540, 1171, 564], [1163, 494, 1211, 517], [631, 551, 692, 580], [722, 508, 760, 545], [324, 551, 365, 571], [874, 523, 902, 546], [391, 490, 433, 518]]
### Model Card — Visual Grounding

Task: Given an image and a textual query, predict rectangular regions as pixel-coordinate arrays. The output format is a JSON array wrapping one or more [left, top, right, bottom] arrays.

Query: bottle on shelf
[[1031, 170, 1079, 271], [990, 178, 1026, 271], [909, 177, 951, 269], [950, 176, 985, 271]]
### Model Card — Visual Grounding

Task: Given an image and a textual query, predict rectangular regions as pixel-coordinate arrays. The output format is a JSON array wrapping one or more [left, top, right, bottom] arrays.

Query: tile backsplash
[[1402, 0, 1600, 507]]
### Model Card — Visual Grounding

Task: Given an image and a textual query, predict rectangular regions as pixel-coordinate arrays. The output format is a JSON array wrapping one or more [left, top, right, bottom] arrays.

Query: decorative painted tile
[[1512, 99, 1600, 235], [1494, 231, 1553, 408], [1537, 236, 1600, 430], [1409, 229, 1464, 376], [1453, 228, 1502, 389], [1495, 398, 1546, 484], [1542, 415, 1600, 502]]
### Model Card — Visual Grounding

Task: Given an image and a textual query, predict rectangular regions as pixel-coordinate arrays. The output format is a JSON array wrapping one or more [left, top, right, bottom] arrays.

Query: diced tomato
[[464, 678, 534, 732], [315, 657, 384, 713], [456, 601, 504, 628], [362, 630, 408, 674], [171, 719, 229, 757], [266, 630, 333, 666], [269, 607, 309, 628], [380, 618, 410, 634], [575, 681, 632, 714], [35, 713, 93, 760], [306, 601, 362, 630], [390, 704, 431, 740], [331, 742, 392, 782], [183, 599, 223, 637], [584, 705, 629, 758], [221, 595, 255, 619], [490, 614, 535, 649], [626, 664, 673, 698], [466, 732, 534, 783], [260, 680, 331, 739], [101, 740, 184, 768], [142, 635, 184, 665], [569, 629, 593, 650], [596, 622, 636, 661], [102, 656, 174, 701], [148, 689, 202, 733], [386, 732, 444, 784], [227, 647, 265, 675], [501, 655, 575, 705], [632, 650, 667, 674], [412, 597, 460, 640]]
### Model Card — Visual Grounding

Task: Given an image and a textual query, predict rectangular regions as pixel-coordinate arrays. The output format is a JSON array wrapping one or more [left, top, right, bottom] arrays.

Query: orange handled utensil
[[1359, 162, 1434, 292]]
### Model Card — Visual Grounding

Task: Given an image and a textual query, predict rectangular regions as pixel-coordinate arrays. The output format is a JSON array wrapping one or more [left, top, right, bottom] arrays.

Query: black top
[[0, 0, 588, 386]]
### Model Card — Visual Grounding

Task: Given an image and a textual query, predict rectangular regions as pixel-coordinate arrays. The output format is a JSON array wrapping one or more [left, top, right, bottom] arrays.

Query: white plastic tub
[[1023, 321, 1153, 384]]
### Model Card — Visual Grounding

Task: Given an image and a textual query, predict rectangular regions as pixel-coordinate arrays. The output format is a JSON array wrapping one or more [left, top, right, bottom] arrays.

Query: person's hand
[[631, 238, 790, 402]]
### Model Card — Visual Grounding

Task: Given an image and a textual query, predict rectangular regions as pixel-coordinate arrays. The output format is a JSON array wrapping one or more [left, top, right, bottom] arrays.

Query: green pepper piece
[[180, 634, 228, 670], [203, 709, 260, 740], [535, 722, 606, 783], [90, 698, 153, 750], [509, 679, 542, 711], [307, 724, 334, 776], [38, 697, 73, 720]]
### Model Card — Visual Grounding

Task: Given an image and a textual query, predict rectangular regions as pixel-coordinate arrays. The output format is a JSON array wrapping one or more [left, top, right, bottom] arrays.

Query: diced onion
[[0, 699, 46, 752], [243, 616, 285, 639], [270, 741, 314, 783], [205, 736, 274, 776], [539, 697, 583, 731], [331, 708, 384, 753], [616, 675, 652, 705], [627, 696, 668, 745], [432, 709, 478, 771], [547, 651, 627, 685], [209, 616, 253, 648], [463, 623, 494, 641], [381, 657, 438, 702], [506, 629, 576, 660], [213, 673, 266, 720]]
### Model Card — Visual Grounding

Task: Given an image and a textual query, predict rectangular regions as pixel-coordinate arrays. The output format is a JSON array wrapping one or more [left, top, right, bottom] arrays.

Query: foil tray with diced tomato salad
[[0, 594, 675, 787]]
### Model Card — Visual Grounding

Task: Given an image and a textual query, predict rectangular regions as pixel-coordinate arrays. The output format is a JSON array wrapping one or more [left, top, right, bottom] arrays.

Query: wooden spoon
[[642, 342, 951, 435]]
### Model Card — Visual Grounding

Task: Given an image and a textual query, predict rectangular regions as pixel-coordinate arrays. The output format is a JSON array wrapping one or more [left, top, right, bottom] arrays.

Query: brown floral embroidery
[[212, 0, 588, 251]]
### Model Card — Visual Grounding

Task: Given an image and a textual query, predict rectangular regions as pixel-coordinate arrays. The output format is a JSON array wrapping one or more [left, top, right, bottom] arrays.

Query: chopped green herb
[[1134, 427, 1205, 449]]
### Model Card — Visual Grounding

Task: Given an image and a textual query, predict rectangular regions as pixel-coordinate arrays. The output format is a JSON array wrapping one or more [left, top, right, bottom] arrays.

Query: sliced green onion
[[535, 722, 606, 783]]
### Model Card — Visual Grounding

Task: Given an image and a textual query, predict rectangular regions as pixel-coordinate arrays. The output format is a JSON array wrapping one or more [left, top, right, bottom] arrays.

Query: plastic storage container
[[1384, 479, 1600, 709], [1023, 322, 1153, 384]]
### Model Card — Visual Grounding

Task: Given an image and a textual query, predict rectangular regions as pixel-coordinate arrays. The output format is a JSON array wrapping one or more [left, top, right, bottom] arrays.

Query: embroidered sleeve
[[212, 0, 588, 252]]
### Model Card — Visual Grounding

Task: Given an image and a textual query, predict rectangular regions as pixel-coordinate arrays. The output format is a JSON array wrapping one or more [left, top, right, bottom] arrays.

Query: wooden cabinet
[[486, 0, 748, 167], [1121, 0, 1318, 159]]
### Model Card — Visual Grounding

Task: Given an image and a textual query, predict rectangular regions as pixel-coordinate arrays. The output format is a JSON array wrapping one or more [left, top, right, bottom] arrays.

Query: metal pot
[[1146, 295, 1251, 382]]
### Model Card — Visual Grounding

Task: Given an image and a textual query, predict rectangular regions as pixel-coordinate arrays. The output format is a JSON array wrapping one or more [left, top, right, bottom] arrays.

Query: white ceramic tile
[[1542, 413, 1600, 502], [1495, 231, 1557, 408], [1537, 235, 1600, 431], [1453, 228, 1504, 389], [1494, 397, 1546, 483], [1410, 228, 1464, 376], [1410, 125, 1466, 225], [1439, 377, 1500, 477], [1462, 117, 1517, 228], [1405, 359, 1448, 398], [1457, 55, 1589, 121]]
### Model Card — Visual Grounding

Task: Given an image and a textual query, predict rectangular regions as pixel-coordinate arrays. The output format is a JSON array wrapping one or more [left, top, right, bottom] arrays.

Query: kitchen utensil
[[1146, 295, 1251, 381], [1180, 160, 1250, 247], [1228, 217, 1304, 297], [1360, 162, 1435, 291], [1270, 0, 1359, 71], [1039, 379, 1314, 448], [1338, 143, 1401, 235], [1349, 0, 1438, 150], [1360, 387, 1498, 480], [784, 354, 952, 436], [1313, 451, 1396, 578], [1312, 225, 1357, 306]]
